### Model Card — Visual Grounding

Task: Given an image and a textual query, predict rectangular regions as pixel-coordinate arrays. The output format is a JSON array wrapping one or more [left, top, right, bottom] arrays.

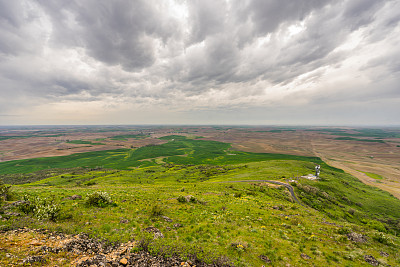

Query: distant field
[[0, 134, 64, 141], [109, 134, 148, 140], [0, 136, 323, 175], [334, 137, 385, 143], [316, 128, 400, 138], [358, 171, 384, 180], [66, 140, 105, 145]]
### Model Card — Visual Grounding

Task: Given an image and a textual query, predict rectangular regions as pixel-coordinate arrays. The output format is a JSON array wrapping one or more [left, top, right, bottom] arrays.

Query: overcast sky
[[0, 0, 399, 126]]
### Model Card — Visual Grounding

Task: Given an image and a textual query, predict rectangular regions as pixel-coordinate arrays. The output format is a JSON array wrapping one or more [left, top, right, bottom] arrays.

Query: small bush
[[367, 220, 387, 233], [84, 180, 96, 186], [234, 192, 242, 198], [86, 191, 113, 207], [0, 179, 13, 204], [372, 232, 393, 245], [18, 195, 61, 221], [348, 208, 356, 215], [177, 196, 187, 203], [150, 203, 164, 217], [337, 227, 351, 235]]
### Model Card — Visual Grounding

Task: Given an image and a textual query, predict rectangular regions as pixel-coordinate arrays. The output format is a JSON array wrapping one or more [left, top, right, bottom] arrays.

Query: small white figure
[[315, 165, 321, 177]]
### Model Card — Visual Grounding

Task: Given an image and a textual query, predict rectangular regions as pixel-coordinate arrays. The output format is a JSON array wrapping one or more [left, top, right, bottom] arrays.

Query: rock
[[259, 254, 271, 263], [4, 200, 30, 209], [301, 253, 311, 260], [68, 195, 82, 200], [380, 251, 389, 257], [64, 233, 115, 254], [41, 245, 61, 254], [173, 223, 183, 229], [347, 232, 368, 243], [23, 256, 45, 264], [144, 227, 164, 239], [184, 195, 195, 202], [364, 255, 379, 266], [120, 258, 128, 265], [161, 215, 173, 222]]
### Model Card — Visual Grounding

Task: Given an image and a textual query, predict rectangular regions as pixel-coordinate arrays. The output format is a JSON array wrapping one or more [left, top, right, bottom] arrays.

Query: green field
[[1, 135, 400, 266], [110, 134, 148, 140], [66, 140, 105, 145], [358, 171, 384, 180], [0, 136, 323, 175]]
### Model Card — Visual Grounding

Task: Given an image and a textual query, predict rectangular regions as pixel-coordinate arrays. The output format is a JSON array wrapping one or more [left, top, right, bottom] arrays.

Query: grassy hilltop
[[1, 135, 400, 266]]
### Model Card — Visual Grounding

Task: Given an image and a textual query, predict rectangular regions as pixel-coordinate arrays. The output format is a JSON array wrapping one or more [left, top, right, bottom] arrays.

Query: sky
[[0, 0, 399, 126]]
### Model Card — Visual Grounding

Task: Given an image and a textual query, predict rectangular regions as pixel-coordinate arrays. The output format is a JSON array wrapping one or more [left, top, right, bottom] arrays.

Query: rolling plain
[[1, 126, 400, 266]]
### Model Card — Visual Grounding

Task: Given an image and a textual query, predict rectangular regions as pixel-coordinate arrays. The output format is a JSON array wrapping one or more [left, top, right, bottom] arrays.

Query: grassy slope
[[2, 163, 399, 266], [1, 135, 400, 265]]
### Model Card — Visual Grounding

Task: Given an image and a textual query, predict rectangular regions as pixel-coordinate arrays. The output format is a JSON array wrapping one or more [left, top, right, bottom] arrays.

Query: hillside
[[1, 135, 400, 266]]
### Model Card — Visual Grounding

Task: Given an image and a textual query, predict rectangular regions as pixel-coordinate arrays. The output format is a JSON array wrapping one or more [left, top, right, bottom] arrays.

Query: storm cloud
[[0, 0, 399, 125]]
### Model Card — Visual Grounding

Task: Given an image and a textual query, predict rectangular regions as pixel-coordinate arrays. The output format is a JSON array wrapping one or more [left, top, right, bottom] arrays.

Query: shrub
[[177, 196, 187, 203], [337, 227, 351, 235], [372, 232, 393, 245], [189, 196, 197, 203], [18, 195, 61, 221], [367, 220, 387, 233], [85, 191, 113, 207], [84, 180, 96, 186], [0, 179, 13, 204], [234, 192, 242, 198], [150, 203, 164, 217], [348, 208, 356, 215]]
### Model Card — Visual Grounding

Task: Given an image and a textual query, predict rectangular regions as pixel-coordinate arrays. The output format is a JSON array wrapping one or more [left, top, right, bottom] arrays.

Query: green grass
[[2, 161, 400, 266], [296, 170, 400, 231], [358, 171, 384, 180], [67, 140, 105, 145]]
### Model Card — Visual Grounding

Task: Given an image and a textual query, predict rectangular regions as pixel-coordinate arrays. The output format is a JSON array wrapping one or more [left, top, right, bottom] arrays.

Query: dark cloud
[[37, 0, 180, 71], [0, 0, 399, 125], [0, 0, 42, 56], [233, 0, 332, 45], [187, 0, 227, 44]]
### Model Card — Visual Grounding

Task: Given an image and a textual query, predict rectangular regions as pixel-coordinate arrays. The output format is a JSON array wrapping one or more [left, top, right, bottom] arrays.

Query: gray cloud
[[0, 0, 399, 125], [38, 0, 180, 71]]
